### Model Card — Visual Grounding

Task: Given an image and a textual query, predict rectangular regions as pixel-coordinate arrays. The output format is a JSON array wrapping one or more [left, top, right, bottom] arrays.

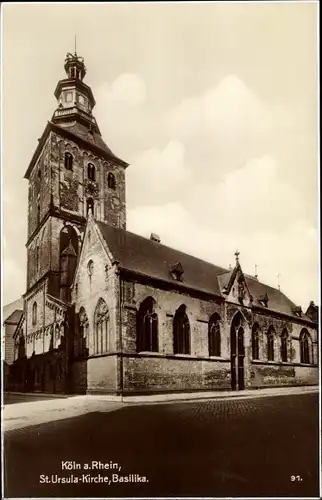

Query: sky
[[2, 2, 319, 309]]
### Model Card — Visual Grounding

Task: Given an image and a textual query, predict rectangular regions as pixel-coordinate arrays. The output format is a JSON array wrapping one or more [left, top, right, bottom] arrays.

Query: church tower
[[24, 50, 128, 312]]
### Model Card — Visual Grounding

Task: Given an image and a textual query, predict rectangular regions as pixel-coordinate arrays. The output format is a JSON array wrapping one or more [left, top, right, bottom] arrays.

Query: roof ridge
[[96, 221, 229, 273]]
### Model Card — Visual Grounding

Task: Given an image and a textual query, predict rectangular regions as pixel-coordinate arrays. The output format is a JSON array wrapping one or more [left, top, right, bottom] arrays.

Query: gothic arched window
[[64, 152, 73, 170], [86, 198, 94, 216], [281, 328, 288, 362], [173, 305, 190, 355], [87, 163, 96, 182], [252, 324, 260, 360], [108, 172, 116, 190], [32, 302, 37, 326], [137, 297, 158, 353], [300, 329, 312, 364], [94, 298, 109, 355], [208, 314, 221, 357], [267, 327, 275, 361]]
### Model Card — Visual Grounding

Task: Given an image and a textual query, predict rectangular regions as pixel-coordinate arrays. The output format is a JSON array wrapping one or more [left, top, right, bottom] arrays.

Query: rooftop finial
[[277, 272, 281, 291], [74, 34, 77, 56], [234, 249, 240, 264], [255, 264, 258, 279]]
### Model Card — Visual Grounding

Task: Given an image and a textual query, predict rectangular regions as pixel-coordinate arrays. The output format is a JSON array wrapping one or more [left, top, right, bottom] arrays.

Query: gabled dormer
[[169, 262, 184, 281], [221, 251, 253, 306]]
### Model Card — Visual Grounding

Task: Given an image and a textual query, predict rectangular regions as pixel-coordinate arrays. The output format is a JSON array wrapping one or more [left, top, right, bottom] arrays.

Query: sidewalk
[[3, 385, 319, 432]]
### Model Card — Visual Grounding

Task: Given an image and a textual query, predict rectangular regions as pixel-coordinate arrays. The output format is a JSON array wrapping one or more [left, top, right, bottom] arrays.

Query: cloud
[[127, 141, 192, 207], [96, 73, 146, 108]]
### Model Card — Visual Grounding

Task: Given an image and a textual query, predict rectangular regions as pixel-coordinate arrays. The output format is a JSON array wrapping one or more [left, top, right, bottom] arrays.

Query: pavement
[[3, 385, 319, 432], [3, 391, 320, 498]]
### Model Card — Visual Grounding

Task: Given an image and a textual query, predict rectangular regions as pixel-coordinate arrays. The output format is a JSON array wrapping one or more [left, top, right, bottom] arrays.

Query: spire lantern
[[64, 52, 86, 81]]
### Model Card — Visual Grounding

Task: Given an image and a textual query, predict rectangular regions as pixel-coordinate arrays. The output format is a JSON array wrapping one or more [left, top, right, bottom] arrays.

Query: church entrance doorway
[[230, 313, 245, 391]]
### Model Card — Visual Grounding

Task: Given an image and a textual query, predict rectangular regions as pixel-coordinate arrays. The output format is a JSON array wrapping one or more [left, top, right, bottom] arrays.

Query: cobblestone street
[[4, 393, 319, 498]]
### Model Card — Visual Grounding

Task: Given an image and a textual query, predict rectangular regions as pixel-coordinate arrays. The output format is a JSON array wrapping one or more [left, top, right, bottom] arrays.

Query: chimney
[[150, 233, 161, 243]]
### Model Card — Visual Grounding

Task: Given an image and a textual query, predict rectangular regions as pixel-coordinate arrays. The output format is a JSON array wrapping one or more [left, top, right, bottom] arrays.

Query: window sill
[[173, 353, 194, 358], [137, 351, 163, 356]]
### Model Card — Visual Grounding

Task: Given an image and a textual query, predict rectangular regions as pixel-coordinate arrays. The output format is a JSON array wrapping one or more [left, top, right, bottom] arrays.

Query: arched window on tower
[[208, 314, 221, 357], [300, 329, 312, 364], [87, 163, 96, 181], [86, 198, 94, 216], [108, 172, 116, 190], [267, 327, 275, 361], [94, 298, 109, 355], [64, 152, 73, 170], [281, 329, 288, 362], [173, 305, 190, 355], [32, 302, 37, 326], [136, 297, 158, 353], [252, 324, 260, 360]]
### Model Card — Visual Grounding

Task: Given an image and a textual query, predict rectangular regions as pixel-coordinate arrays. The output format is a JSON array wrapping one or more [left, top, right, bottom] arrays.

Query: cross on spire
[[234, 250, 240, 264]]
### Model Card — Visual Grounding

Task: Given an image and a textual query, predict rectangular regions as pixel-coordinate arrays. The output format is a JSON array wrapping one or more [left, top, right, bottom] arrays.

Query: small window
[[32, 302, 37, 326], [86, 198, 94, 216], [87, 163, 96, 181], [37, 169, 41, 181], [36, 247, 40, 272], [65, 91, 73, 102], [64, 152, 73, 170], [108, 172, 116, 190], [87, 260, 94, 276]]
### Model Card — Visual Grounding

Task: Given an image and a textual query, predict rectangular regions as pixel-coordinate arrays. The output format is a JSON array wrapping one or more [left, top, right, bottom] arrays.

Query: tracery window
[[173, 305, 190, 355], [208, 314, 221, 357], [300, 329, 312, 364], [136, 297, 158, 352], [94, 298, 109, 355], [267, 327, 275, 361], [281, 329, 288, 362], [252, 324, 260, 360]]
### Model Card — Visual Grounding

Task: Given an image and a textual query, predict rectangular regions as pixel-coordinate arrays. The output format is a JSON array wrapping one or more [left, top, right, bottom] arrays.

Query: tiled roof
[[4, 309, 23, 325], [3, 298, 23, 322], [96, 221, 313, 322], [53, 121, 127, 166], [97, 222, 226, 297]]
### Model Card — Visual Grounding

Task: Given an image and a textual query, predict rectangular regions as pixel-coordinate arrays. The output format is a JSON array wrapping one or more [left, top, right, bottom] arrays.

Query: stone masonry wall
[[50, 131, 126, 228], [72, 218, 120, 393]]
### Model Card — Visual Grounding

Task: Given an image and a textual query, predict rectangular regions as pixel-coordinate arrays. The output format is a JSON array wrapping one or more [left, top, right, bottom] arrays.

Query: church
[[8, 51, 319, 396]]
